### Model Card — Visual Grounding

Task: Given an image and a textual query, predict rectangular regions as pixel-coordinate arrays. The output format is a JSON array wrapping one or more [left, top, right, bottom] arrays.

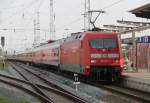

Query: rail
[[91, 83, 150, 103], [10, 62, 89, 103]]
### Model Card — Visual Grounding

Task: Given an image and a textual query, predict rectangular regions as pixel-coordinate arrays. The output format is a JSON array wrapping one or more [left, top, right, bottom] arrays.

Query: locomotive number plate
[[101, 54, 108, 57]]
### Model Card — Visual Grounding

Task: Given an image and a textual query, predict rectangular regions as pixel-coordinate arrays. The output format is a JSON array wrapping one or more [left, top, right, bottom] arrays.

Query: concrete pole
[[132, 31, 137, 71], [118, 32, 121, 40], [88, 0, 91, 30]]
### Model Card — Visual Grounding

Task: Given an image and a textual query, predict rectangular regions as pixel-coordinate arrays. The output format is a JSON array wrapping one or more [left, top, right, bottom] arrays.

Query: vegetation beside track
[[0, 96, 29, 103], [0, 63, 9, 70]]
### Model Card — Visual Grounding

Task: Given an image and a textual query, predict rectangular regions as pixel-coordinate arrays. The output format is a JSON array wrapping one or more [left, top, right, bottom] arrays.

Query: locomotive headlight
[[86, 65, 90, 68], [91, 60, 97, 63], [115, 59, 119, 63]]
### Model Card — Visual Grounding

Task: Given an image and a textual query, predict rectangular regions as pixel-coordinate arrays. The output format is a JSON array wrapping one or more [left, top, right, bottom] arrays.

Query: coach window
[[57, 49, 59, 56], [75, 36, 78, 39], [79, 35, 82, 38], [42, 53, 45, 57]]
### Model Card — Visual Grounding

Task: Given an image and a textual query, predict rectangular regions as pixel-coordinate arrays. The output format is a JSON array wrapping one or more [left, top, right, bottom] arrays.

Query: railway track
[[89, 81, 150, 103], [0, 74, 53, 103], [6, 62, 90, 103], [11, 62, 150, 103], [36, 64, 150, 103]]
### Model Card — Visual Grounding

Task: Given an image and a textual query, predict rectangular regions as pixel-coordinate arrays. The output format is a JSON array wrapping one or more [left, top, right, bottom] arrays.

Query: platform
[[122, 71, 150, 93]]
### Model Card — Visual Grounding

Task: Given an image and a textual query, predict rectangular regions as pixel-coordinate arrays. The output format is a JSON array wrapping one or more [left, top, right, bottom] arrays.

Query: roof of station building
[[129, 3, 150, 19]]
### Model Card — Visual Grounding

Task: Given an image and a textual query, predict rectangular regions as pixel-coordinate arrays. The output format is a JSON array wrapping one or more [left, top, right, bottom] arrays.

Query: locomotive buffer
[[73, 74, 80, 91]]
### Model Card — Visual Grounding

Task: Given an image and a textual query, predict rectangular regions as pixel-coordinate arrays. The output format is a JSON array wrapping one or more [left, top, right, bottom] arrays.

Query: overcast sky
[[0, 0, 149, 53]]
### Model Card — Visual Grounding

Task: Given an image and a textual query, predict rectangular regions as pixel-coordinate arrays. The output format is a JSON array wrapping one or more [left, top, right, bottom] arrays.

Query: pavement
[[122, 69, 150, 93], [123, 71, 150, 80]]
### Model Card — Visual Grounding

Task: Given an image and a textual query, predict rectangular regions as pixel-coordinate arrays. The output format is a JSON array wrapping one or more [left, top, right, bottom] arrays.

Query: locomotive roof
[[64, 31, 118, 42], [64, 32, 84, 42]]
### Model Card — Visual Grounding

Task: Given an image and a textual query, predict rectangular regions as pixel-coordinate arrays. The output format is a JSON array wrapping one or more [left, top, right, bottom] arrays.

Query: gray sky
[[0, 0, 149, 53]]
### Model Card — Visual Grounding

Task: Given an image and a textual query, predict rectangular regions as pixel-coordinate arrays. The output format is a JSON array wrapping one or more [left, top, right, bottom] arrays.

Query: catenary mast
[[33, 11, 40, 47], [84, 0, 91, 31], [49, 0, 55, 40]]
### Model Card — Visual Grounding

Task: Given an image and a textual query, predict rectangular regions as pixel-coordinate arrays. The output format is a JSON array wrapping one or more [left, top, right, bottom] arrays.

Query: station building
[[121, 3, 150, 72]]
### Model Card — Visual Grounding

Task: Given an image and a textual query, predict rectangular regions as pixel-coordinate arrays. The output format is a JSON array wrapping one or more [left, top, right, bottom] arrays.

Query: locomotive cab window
[[90, 38, 117, 48]]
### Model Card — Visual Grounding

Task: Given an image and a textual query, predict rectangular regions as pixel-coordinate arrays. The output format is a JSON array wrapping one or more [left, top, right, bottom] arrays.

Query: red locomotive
[[11, 31, 124, 81]]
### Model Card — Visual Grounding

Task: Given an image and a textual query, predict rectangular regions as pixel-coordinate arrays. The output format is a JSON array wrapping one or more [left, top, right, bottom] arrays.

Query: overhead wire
[[0, 0, 46, 33], [0, 0, 41, 25], [56, 17, 83, 31], [0, 0, 37, 11], [102, 0, 125, 9], [56, 0, 126, 32], [89, 0, 126, 28], [22, 0, 45, 31], [1, 0, 126, 34], [5, 0, 45, 51]]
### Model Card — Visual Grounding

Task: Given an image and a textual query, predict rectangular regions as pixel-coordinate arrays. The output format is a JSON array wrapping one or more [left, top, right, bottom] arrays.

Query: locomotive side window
[[90, 38, 117, 48]]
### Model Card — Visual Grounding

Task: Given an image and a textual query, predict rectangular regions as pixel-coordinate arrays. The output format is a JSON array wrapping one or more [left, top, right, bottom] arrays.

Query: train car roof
[[17, 39, 64, 54], [32, 39, 64, 52]]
